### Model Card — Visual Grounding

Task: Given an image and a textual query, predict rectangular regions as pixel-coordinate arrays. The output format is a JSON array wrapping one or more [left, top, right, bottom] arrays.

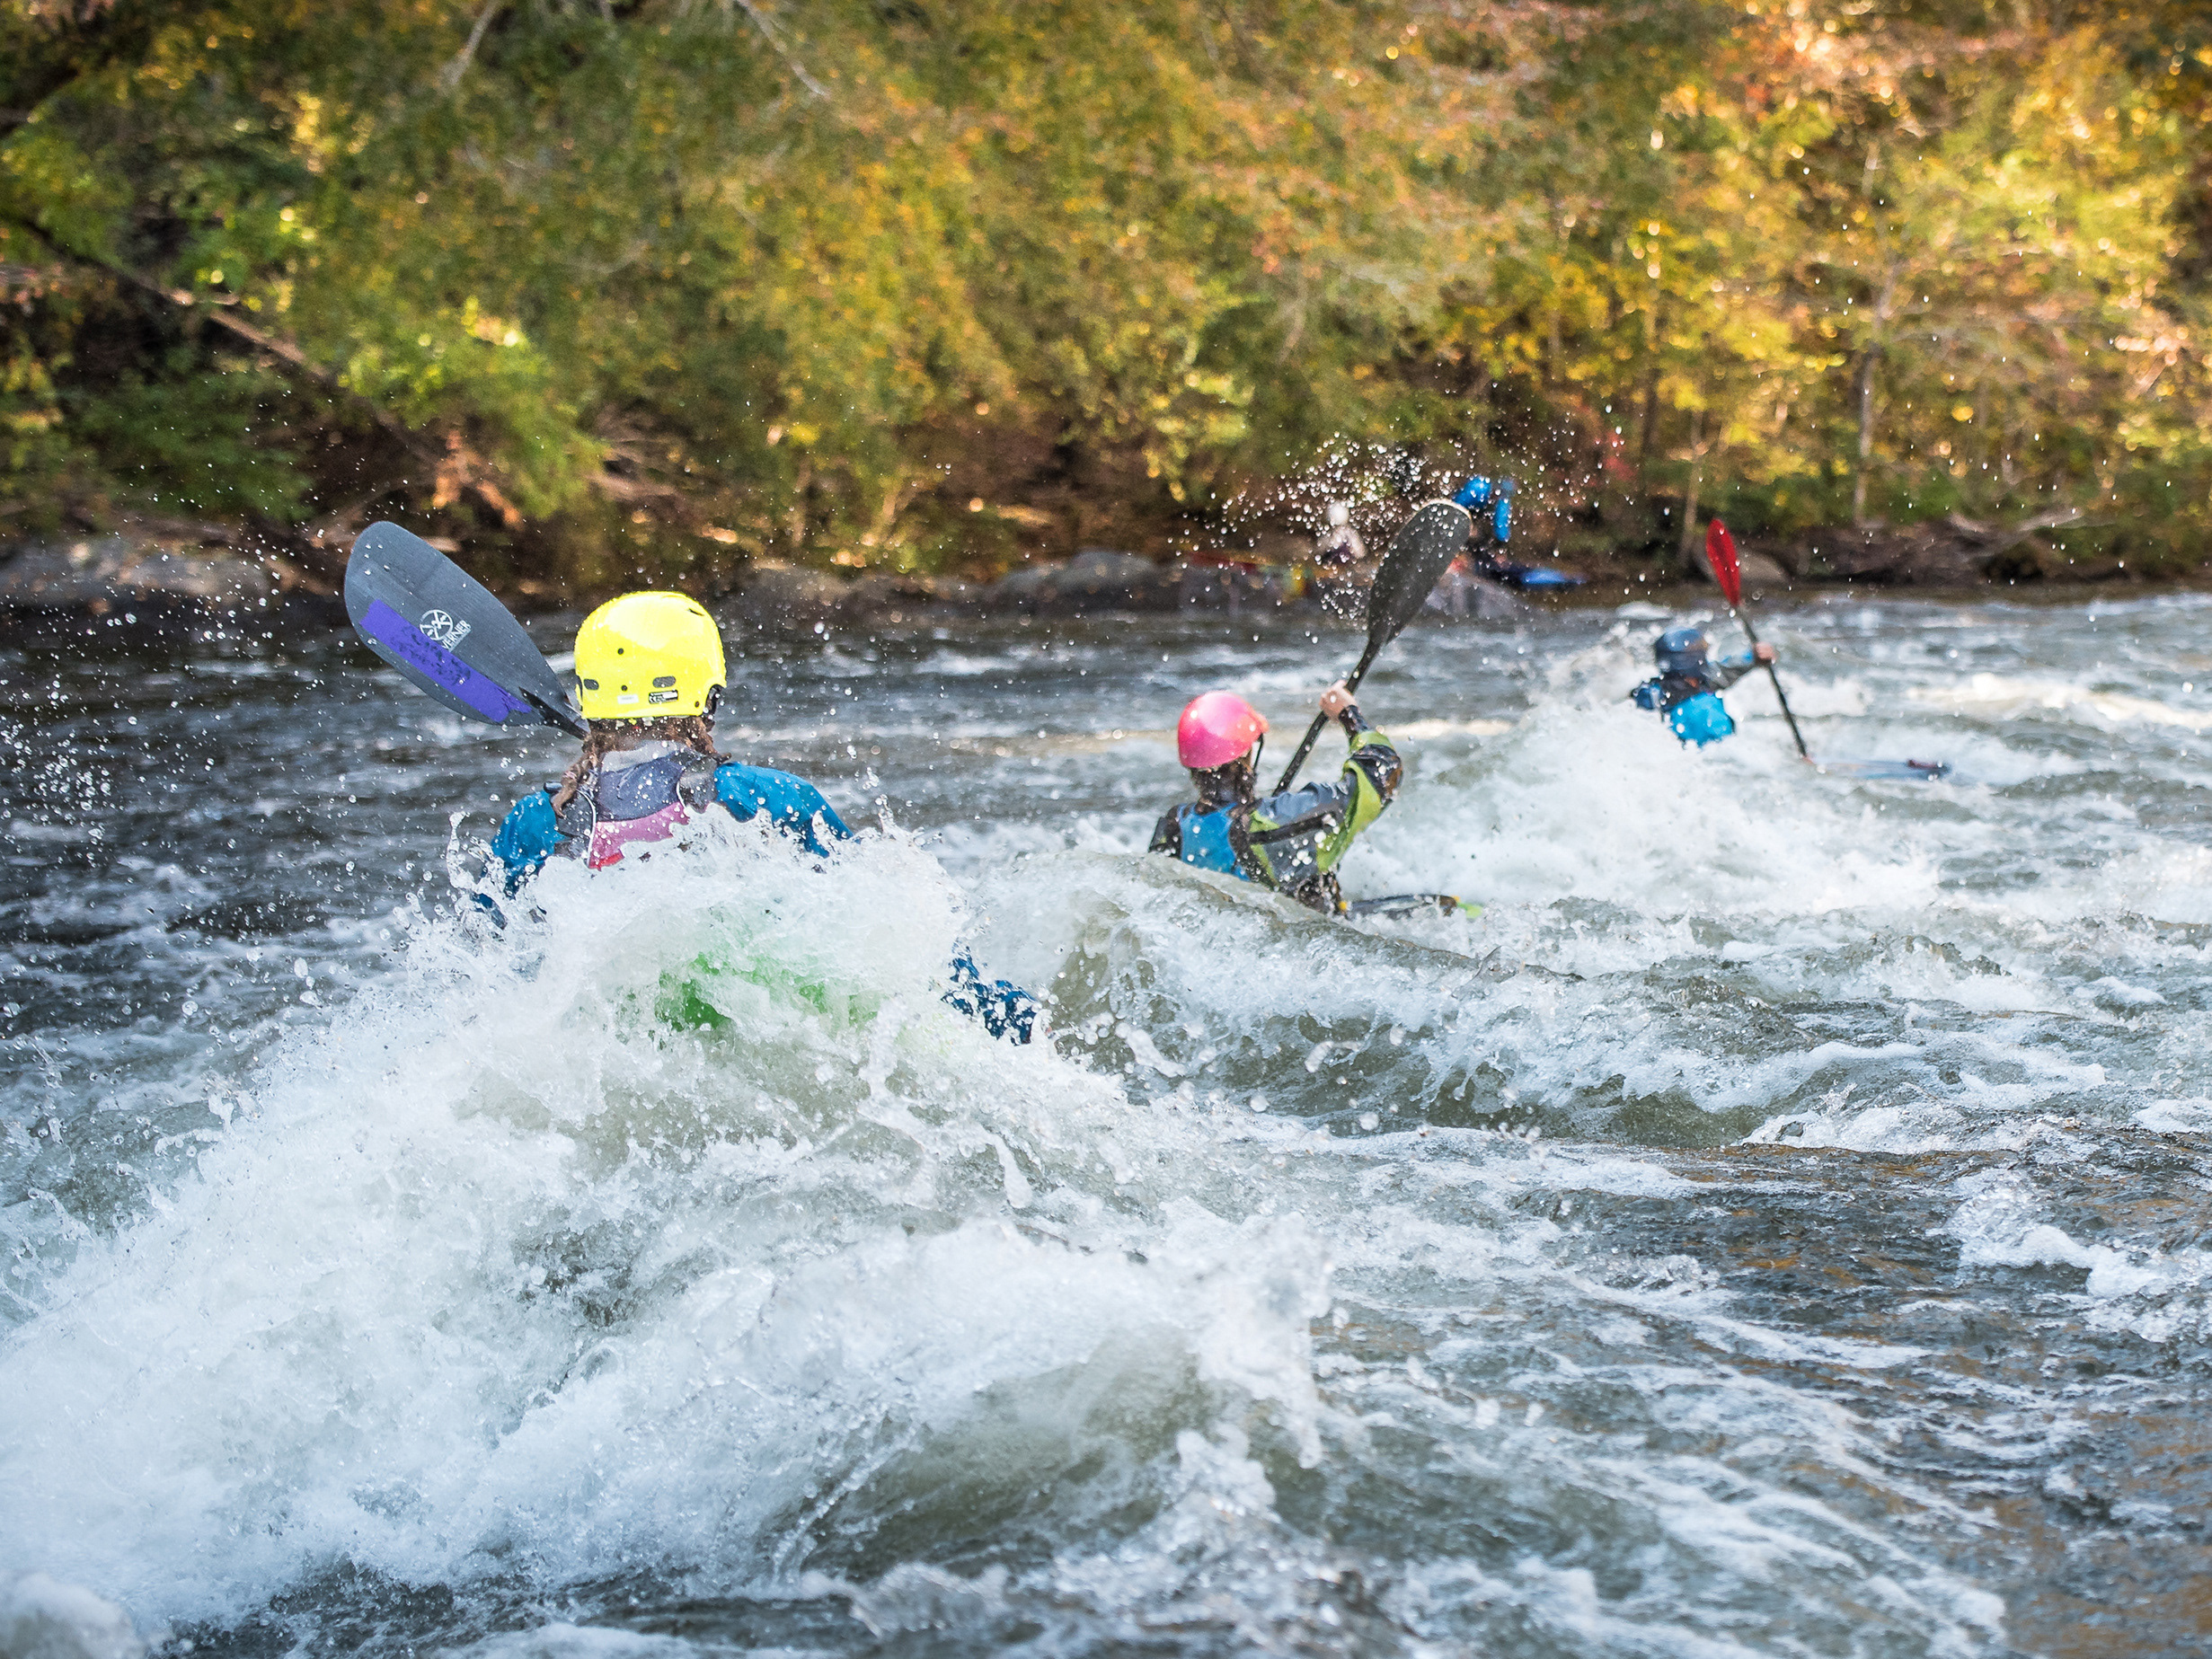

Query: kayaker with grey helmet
[[1629, 627, 1778, 747]]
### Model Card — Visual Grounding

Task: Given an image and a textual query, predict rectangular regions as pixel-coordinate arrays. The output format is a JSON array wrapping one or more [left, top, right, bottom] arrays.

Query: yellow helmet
[[573, 591, 725, 721]]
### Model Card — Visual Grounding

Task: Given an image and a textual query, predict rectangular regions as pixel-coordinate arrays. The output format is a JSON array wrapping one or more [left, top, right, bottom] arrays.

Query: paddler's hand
[[1318, 680, 1354, 719], [1753, 643, 1778, 665]]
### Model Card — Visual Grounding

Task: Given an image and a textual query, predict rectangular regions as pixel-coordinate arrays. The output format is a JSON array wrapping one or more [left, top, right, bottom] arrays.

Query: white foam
[[1948, 1175, 2212, 1337], [1912, 673, 2212, 731], [0, 1575, 146, 1659], [0, 819, 1337, 1623], [440, 1627, 693, 1659]]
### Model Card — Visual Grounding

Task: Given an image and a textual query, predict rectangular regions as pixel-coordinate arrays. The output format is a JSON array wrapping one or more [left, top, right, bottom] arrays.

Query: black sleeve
[[1710, 655, 1758, 692], [1147, 807, 1183, 856]]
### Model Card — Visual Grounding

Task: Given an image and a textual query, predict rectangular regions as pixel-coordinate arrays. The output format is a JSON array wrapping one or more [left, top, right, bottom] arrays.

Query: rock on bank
[[731, 549, 1272, 631], [0, 520, 340, 644]]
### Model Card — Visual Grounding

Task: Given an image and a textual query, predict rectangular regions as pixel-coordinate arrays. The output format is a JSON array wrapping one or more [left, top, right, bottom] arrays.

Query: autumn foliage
[[3, 0, 2208, 588]]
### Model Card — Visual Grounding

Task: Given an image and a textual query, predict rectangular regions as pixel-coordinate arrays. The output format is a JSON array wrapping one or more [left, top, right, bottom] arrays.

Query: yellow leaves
[[8, 0, 2199, 558], [465, 308, 525, 349]]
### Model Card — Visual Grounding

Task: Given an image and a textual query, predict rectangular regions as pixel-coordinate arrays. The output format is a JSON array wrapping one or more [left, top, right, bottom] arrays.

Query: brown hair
[[552, 715, 722, 811], [1190, 753, 1258, 810]]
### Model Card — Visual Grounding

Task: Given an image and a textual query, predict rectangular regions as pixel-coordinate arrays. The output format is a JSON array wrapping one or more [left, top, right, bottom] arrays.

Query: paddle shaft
[[1727, 607, 1809, 759], [1273, 634, 1385, 794]]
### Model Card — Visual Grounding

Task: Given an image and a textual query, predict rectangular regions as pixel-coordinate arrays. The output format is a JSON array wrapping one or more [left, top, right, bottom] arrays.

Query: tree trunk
[[1634, 304, 1665, 490], [784, 459, 812, 560], [1852, 344, 1879, 526], [1677, 403, 1704, 562]]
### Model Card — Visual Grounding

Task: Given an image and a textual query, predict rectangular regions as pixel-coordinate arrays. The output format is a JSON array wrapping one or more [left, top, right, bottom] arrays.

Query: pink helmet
[[1177, 692, 1268, 769]]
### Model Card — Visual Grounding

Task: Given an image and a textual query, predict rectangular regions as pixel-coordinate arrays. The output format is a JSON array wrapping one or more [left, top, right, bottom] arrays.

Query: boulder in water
[[730, 565, 846, 630], [1053, 548, 1174, 611], [983, 549, 1179, 614], [836, 570, 946, 626], [1686, 537, 1794, 591], [1425, 566, 1528, 620], [1174, 563, 1278, 611]]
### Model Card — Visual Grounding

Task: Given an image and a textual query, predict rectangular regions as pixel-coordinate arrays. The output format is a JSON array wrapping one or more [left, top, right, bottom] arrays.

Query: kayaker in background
[[485, 591, 1038, 1041], [1149, 682, 1402, 914], [1311, 500, 1368, 618], [1629, 626, 1778, 747]]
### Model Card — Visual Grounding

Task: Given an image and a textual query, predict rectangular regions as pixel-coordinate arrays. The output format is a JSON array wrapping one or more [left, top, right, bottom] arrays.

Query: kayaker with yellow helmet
[[487, 591, 847, 878], [484, 591, 1037, 1040]]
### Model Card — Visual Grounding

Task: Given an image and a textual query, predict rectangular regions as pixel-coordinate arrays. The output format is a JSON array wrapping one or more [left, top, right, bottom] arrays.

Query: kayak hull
[[1346, 893, 1472, 919], [1809, 757, 1951, 781]]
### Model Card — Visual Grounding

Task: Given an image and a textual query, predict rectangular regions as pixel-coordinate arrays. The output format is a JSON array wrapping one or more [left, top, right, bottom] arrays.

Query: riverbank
[[0, 508, 2175, 649]]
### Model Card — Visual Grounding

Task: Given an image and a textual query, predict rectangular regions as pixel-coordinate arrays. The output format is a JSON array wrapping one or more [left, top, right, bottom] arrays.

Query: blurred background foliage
[[2, 0, 2208, 591]]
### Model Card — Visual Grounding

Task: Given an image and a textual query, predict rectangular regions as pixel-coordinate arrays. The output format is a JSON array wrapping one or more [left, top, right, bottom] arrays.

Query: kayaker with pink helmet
[[1147, 681, 1402, 914]]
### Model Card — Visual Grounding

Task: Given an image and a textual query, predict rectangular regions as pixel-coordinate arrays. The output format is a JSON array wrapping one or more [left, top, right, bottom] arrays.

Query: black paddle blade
[[1365, 499, 1474, 657], [344, 521, 585, 736], [1272, 499, 1473, 794]]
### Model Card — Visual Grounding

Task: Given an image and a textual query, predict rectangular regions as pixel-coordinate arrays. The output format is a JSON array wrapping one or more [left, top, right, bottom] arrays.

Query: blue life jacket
[[1631, 649, 1755, 749], [485, 754, 1035, 1042], [714, 763, 851, 858], [1169, 803, 1243, 875], [491, 756, 852, 893], [495, 752, 854, 888], [1667, 692, 1736, 747]]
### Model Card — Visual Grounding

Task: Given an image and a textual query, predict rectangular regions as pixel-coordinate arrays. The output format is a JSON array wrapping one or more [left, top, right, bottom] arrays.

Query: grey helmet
[[1654, 627, 1711, 677]]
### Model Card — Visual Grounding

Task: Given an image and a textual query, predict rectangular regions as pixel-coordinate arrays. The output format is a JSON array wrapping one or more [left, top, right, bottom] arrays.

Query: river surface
[[4, 591, 2211, 1658]]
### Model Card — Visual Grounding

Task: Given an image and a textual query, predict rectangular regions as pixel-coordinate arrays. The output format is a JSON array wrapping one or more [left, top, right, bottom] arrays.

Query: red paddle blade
[[1704, 518, 1743, 608]]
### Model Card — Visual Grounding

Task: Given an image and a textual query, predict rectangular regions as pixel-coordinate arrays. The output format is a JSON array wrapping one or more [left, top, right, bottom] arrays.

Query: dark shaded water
[[4, 593, 2210, 1657]]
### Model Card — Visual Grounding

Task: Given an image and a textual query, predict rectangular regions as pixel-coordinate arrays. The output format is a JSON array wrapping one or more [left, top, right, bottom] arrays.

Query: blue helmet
[[1654, 628, 1710, 676]]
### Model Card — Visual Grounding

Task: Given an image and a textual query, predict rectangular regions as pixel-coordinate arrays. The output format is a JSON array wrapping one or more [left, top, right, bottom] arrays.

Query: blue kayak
[[1811, 757, 1951, 781]]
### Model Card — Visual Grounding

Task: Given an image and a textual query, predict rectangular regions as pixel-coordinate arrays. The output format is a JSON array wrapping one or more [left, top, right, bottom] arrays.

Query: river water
[[4, 591, 2210, 1658]]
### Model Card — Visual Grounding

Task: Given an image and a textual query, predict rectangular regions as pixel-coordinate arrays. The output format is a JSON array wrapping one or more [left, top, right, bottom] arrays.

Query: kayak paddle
[[1274, 498, 1473, 792], [344, 521, 586, 736], [1703, 519, 1808, 760]]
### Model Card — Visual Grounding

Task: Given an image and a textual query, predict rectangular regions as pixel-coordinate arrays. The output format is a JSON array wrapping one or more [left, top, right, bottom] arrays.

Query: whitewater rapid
[[4, 591, 2210, 1655]]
